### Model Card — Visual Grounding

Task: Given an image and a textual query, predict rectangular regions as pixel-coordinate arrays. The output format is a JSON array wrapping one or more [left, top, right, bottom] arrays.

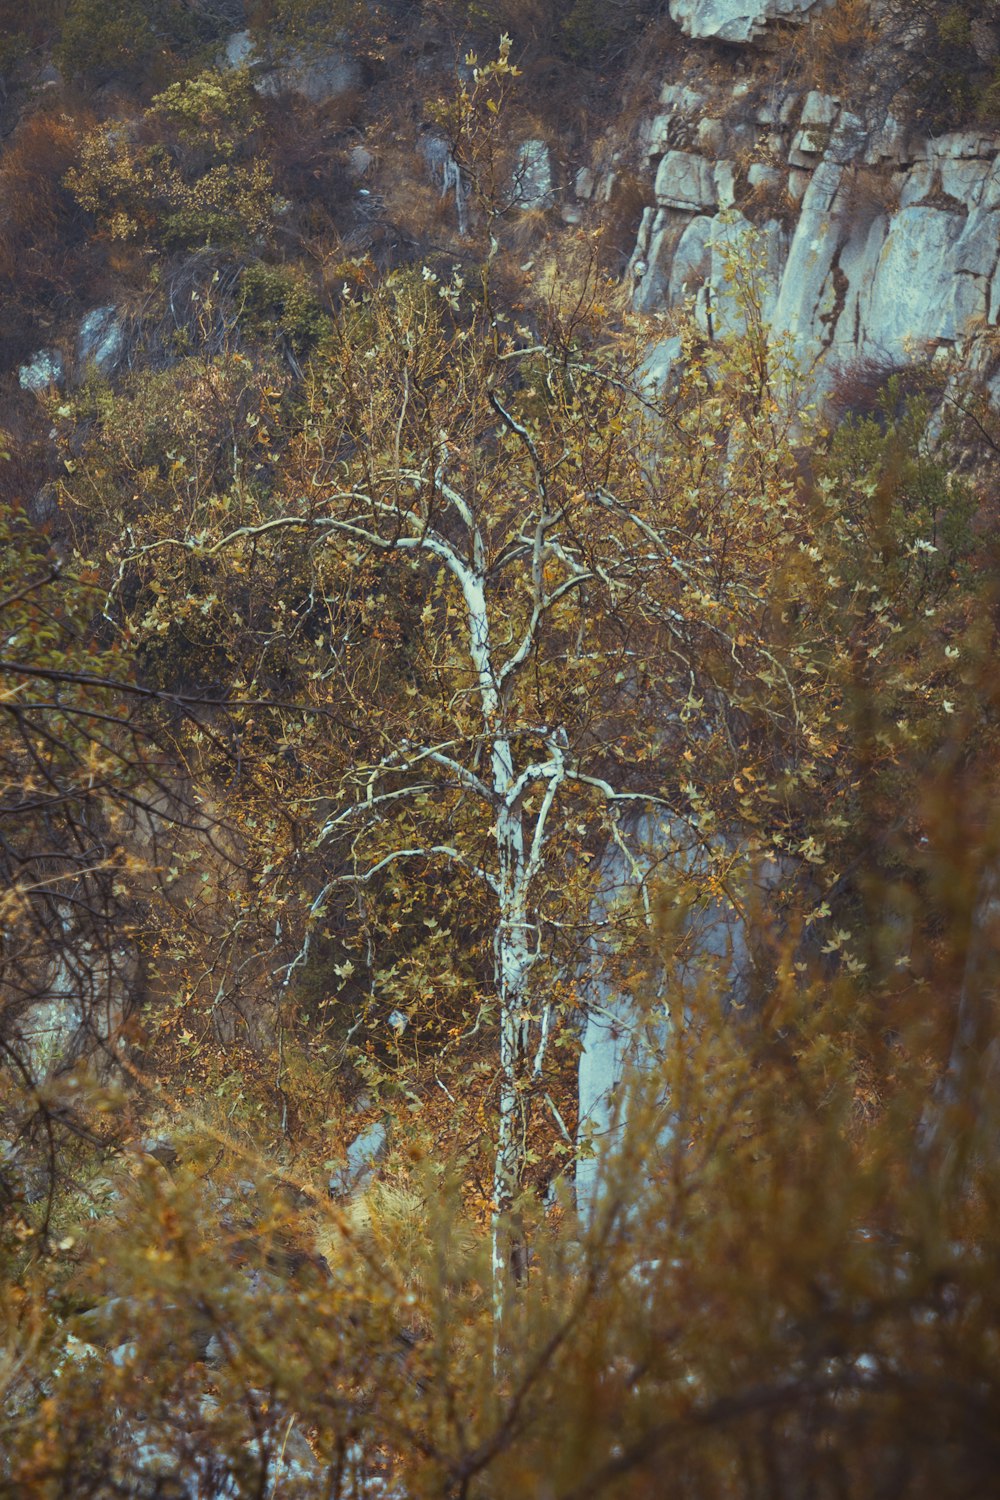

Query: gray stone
[[576, 813, 788, 1214], [219, 29, 255, 69], [597, 171, 617, 204], [863, 114, 910, 166], [347, 144, 372, 178], [754, 89, 800, 126], [953, 206, 1000, 280], [77, 306, 124, 375], [859, 205, 968, 358], [705, 213, 788, 338], [258, 47, 361, 104], [748, 162, 783, 191], [899, 161, 936, 208], [329, 1119, 387, 1197], [654, 150, 718, 211], [787, 168, 811, 201], [512, 138, 553, 209], [714, 160, 738, 211], [822, 210, 891, 376], [788, 91, 841, 167], [18, 350, 64, 393], [633, 208, 695, 313], [981, 154, 1000, 210], [16, 941, 137, 1077], [658, 82, 707, 113], [640, 335, 684, 394], [142, 1135, 179, 1167], [697, 118, 726, 156], [669, 0, 820, 42], [771, 158, 847, 367], [575, 166, 596, 200], [646, 116, 669, 157], [800, 90, 840, 128], [827, 110, 869, 167], [930, 130, 1000, 160], [668, 215, 715, 306], [939, 156, 992, 204]]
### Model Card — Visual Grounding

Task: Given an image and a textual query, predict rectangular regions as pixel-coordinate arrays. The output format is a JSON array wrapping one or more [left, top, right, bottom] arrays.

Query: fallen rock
[[18, 349, 64, 393], [77, 306, 124, 376], [670, 0, 821, 44]]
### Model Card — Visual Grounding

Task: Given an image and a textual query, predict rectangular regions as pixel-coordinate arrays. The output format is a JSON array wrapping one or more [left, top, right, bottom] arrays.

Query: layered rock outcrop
[[669, 0, 824, 44], [581, 68, 1000, 408], [576, 815, 788, 1213]]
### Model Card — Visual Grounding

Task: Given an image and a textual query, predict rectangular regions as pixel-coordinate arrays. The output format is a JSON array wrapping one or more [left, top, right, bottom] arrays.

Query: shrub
[[66, 70, 280, 251], [820, 368, 978, 596], [238, 260, 328, 353], [248, 0, 366, 54], [57, 0, 225, 88], [0, 109, 99, 365], [791, 0, 880, 95], [0, 0, 63, 74], [801, 0, 1000, 132], [430, 0, 666, 53], [259, 91, 356, 245]]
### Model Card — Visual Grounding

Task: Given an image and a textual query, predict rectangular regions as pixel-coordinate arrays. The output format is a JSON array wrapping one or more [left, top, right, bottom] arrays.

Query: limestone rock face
[[258, 47, 361, 103], [669, 0, 820, 43], [328, 1119, 388, 1198], [220, 28, 361, 102], [654, 150, 718, 211], [860, 207, 969, 358], [612, 49, 1000, 408], [220, 28, 254, 68], [576, 815, 787, 1214]]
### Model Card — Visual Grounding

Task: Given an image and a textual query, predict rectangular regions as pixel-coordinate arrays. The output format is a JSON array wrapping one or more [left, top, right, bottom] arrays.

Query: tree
[[99, 250, 881, 1309], [48, 42, 979, 1317]]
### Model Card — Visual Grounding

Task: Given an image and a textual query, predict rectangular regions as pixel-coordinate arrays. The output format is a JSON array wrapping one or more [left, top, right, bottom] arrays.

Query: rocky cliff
[[571, 0, 1000, 415]]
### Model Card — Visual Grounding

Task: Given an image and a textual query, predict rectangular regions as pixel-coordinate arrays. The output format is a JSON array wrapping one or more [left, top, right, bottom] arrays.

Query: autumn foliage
[[1, 18, 1000, 1500]]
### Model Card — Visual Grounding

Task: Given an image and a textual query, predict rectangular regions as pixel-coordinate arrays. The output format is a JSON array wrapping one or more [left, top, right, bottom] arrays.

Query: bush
[[238, 260, 328, 353], [820, 369, 978, 598], [58, 0, 225, 88], [66, 70, 279, 251], [801, 0, 1000, 132], [0, 109, 99, 366], [425, 0, 669, 64]]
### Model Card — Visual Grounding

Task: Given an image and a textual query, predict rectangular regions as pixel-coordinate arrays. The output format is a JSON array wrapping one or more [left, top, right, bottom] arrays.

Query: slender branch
[[352, 844, 500, 894]]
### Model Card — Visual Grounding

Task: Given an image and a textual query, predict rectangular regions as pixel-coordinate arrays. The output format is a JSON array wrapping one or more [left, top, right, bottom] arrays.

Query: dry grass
[[839, 162, 901, 225], [791, 0, 880, 95], [0, 108, 94, 300], [595, 170, 653, 274]]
